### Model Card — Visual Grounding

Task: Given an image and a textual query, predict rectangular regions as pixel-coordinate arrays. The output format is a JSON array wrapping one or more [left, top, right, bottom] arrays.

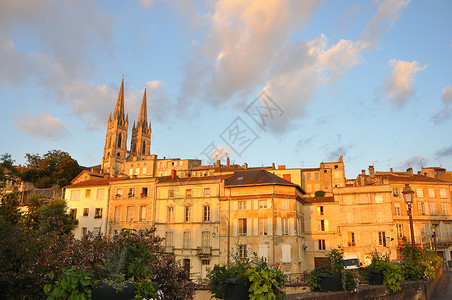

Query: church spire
[[113, 78, 125, 123], [137, 88, 148, 132]]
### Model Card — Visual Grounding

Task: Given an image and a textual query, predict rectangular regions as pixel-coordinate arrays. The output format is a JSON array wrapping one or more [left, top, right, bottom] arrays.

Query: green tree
[[22, 150, 81, 188], [0, 153, 19, 189], [0, 193, 22, 228], [38, 198, 78, 234]]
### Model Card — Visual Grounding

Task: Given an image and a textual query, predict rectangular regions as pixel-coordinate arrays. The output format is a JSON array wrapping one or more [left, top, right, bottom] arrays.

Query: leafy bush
[[367, 251, 403, 292], [44, 268, 98, 300], [314, 190, 326, 197]]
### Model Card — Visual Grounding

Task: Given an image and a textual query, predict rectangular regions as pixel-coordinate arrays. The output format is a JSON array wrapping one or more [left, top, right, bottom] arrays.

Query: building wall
[[65, 184, 109, 239]]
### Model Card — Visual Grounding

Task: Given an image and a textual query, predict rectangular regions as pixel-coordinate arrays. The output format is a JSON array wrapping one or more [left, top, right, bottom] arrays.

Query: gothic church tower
[[101, 79, 129, 176], [129, 88, 151, 160]]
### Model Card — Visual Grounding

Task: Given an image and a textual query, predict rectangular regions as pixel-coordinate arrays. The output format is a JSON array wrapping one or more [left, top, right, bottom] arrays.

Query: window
[[318, 220, 329, 231], [70, 190, 80, 201], [202, 231, 211, 248], [392, 188, 399, 196], [184, 206, 191, 222], [317, 206, 324, 216], [238, 218, 247, 236], [168, 189, 174, 199], [238, 201, 246, 210], [94, 208, 102, 218], [167, 206, 174, 223], [96, 189, 105, 200], [281, 244, 291, 263], [114, 207, 121, 222], [128, 188, 135, 198], [126, 206, 134, 222], [314, 173, 319, 180], [418, 202, 425, 215], [306, 173, 311, 180], [440, 189, 447, 198], [374, 195, 383, 203], [116, 188, 123, 198], [428, 189, 435, 198], [70, 209, 77, 219], [85, 189, 91, 198], [139, 206, 146, 221], [281, 200, 289, 209], [378, 232, 386, 247], [258, 218, 268, 236], [258, 200, 267, 209], [318, 239, 326, 250], [83, 208, 89, 217], [416, 188, 424, 198], [204, 188, 211, 197], [394, 203, 401, 216], [82, 227, 88, 236], [442, 203, 449, 215], [183, 231, 192, 249], [203, 205, 211, 222], [237, 244, 248, 260], [141, 187, 148, 198], [201, 259, 210, 265], [165, 231, 174, 248], [430, 203, 438, 215], [282, 218, 289, 235], [347, 232, 355, 246], [185, 189, 192, 198], [395, 224, 403, 238]]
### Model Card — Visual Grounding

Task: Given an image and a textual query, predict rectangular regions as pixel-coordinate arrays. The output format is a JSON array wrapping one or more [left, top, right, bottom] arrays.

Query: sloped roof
[[302, 196, 335, 203], [225, 169, 304, 193], [382, 174, 448, 183], [65, 177, 127, 188]]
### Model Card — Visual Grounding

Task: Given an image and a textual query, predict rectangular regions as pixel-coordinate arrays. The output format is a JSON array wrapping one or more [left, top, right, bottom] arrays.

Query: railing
[[198, 246, 212, 256], [285, 272, 308, 286], [164, 246, 174, 254]]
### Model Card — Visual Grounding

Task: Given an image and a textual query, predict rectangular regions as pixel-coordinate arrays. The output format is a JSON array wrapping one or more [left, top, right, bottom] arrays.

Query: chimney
[[278, 165, 286, 169], [216, 160, 221, 167], [243, 163, 248, 169], [417, 171, 421, 175], [369, 166, 375, 177], [407, 168, 413, 176], [361, 170, 366, 175], [339, 156, 343, 163], [390, 168, 393, 172], [272, 163, 275, 169], [227, 157, 230, 167], [171, 169, 176, 180]]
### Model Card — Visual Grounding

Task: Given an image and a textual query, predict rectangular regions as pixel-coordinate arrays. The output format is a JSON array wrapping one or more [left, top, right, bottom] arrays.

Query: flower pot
[[92, 283, 135, 300], [369, 269, 384, 285], [319, 273, 342, 292], [224, 278, 250, 300]]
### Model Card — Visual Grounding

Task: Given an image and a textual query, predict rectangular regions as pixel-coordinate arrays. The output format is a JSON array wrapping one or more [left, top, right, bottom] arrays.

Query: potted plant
[[366, 251, 402, 292], [207, 254, 286, 300]]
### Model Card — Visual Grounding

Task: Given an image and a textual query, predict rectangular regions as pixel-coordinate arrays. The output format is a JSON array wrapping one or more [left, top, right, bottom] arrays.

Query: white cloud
[[432, 85, 452, 124], [146, 80, 175, 123], [381, 59, 427, 106], [361, 0, 411, 49], [14, 111, 69, 140], [139, 0, 155, 8]]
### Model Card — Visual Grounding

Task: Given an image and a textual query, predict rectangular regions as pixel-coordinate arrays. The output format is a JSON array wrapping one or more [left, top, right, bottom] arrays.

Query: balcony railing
[[164, 246, 174, 254], [197, 246, 212, 256]]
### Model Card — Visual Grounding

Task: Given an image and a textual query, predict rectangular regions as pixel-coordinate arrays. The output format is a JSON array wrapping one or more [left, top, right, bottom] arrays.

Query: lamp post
[[402, 184, 415, 247], [431, 224, 437, 252]]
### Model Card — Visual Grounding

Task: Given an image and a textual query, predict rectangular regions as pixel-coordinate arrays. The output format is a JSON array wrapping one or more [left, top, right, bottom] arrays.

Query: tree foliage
[[21, 150, 81, 188], [0, 154, 19, 189]]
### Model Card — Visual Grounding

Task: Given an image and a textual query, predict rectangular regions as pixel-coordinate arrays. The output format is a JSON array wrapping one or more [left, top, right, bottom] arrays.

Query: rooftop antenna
[[438, 161, 442, 167], [298, 161, 304, 167], [420, 157, 424, 168], [370, 160, 378, 167], [385, 159, 391, 169]]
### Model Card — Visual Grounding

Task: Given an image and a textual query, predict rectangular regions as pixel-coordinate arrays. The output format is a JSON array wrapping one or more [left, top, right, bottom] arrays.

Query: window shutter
[[253, 218, 258, 236], [267, 199, 272, 208], [142, 167, 147, 174], [247, 245, 252, 259], [276, 218, 282, 236], [356, 232, 360, 246], [233, 245, 238, 258], [233, 201, 237, 211], [424, 203, 429, 215], [258, 245, 269, 262], [233, 219, 238, 236], [267, 217, 273, 236], [325, 240, 330, 251], [246, 201, 251, 210], [313, 239, 318, 251], [254, 200, 258, 209], [282, 244, 291, 262], [247, 219, 252, 236], [289, 218, 295, 236]]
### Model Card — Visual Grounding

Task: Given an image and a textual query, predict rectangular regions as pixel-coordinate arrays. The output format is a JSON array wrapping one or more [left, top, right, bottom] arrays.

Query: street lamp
[[431, 224, 437, 252], [402, 184, 415, 247]]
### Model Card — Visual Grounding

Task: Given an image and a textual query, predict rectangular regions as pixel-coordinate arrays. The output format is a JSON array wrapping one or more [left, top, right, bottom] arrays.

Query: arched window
[[142, 141, 146, 154], [117, 134, 122, 147]]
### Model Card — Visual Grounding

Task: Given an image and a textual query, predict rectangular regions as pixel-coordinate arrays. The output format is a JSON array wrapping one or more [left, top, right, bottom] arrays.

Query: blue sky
[[1, 0, 451, 178]]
